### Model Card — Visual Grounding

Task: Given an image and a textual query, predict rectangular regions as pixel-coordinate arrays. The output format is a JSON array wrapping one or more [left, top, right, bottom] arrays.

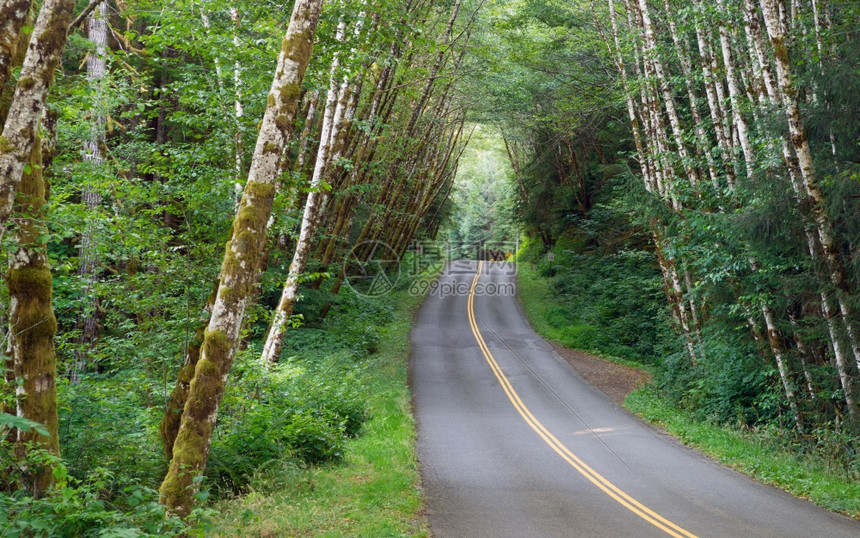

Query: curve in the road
[[411, 260, 860, 537], [466, 261, 696, 538]]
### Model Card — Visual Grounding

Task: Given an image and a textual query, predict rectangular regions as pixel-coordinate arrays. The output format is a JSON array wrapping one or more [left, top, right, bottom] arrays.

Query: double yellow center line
[[466, 261, 697, 538]]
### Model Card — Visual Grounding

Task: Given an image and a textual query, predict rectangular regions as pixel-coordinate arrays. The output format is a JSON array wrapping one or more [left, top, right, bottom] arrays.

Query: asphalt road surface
[[409, 260, 860, 537]]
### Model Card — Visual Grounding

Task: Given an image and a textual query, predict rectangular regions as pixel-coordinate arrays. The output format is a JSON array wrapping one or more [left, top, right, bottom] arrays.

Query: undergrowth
[[209, 274, 431, 536], [515, 240, 860, 518], [2, 259, 433, 535]]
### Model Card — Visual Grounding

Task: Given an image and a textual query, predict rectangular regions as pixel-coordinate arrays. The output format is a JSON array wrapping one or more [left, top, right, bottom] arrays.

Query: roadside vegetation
[[516, 243, 860, 518], [209, 280, 430, 536], [2, 267, 431, 535], [2, 0, 470, 531]]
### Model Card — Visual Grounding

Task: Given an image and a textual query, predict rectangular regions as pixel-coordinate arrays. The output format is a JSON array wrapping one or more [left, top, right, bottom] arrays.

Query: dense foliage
[[1, 0, 474, 530], [468, 0, 860, 478]]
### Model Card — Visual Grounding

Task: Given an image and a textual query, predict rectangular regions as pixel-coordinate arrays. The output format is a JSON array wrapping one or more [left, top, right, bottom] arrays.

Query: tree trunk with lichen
[[71, 0, 108, 383], [660, 0, 719, 189], [0, 0, 32, 93], [742, 0, 857, 417], [9, 118, 60, 495], [715, 0, 756, 174], [0, 0, 74, 244], [0, 0, 31, 427], [158, 0, 322, 517], [760, 0, 860, 376], [636, 0, 699, 188], [261, 20, 355, 366], [691, 0, 737, 190]]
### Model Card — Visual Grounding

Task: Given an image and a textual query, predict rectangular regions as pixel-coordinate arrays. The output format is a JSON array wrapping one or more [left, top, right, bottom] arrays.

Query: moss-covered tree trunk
[[158, 0, 322, 517], [158, 281, 218, 460], [0, 0, 33, 95], [10, 122, 60, 495], [261, 20, 354, 365], [0, 0, 74, 243]]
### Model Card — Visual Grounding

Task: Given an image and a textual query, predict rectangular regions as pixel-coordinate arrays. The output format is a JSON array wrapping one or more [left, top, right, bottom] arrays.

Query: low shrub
[[0, 454, 204, 537], [206, 351, 368, 494], [284, 412, 345, 464]]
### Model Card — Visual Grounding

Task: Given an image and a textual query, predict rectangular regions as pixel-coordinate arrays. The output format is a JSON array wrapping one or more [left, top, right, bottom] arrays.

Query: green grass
[[210, 287, 430, 537], [626, 388, 860, 518], [515, 260, 648, 371], [516, 259, 860, 519]]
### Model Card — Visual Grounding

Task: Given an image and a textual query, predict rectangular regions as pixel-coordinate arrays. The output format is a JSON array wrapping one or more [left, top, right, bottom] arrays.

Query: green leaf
[[0, 411, 49, 437]]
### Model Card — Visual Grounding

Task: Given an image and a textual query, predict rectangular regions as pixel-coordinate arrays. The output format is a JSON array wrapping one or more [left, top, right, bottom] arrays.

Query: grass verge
[[625, 388, 860, 518], [516, 259, 860, 519], [515, 261, 646, 370], [210, 286, 430, 537]]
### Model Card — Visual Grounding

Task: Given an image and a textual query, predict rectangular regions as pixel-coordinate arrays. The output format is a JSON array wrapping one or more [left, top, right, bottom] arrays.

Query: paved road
[[409, 260, 860, 537]]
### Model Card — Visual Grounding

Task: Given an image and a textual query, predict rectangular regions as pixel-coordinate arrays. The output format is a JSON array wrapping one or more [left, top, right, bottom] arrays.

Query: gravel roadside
[[548, 342, 651, 404]]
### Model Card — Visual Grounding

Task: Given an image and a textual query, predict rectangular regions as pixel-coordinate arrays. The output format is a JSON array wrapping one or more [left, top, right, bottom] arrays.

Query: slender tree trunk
[[760, 301, 804, 434], [230, 7, 244, 177], [199, 6, 244, 180], [637, 0, 699, 188], [0, 0, 75, 244], [315, 53, 399, 315], [740, 0, 856, 416], [715, 0, 757, 175], [692, 5, 737, 189], [628, 0, 669, 198], [661, 0, 719, 190], [787, 311, 817, 401], [608, 1, 698, 365], [159, 0, 322, 516], [292, 89, 320, 178], [600, 0, 653, 191], [717, 1, 808, 428], [503, 134, 531, 202], [354, 0, 462, 252], [261, 19, 353, 366], [790, 172, 857, 417], [760, 0, 860, 374], [72, 0, 108, 383]]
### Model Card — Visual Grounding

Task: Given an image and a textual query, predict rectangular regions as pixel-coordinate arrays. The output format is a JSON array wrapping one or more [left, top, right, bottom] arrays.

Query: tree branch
[[69, 0, 105, 32]]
